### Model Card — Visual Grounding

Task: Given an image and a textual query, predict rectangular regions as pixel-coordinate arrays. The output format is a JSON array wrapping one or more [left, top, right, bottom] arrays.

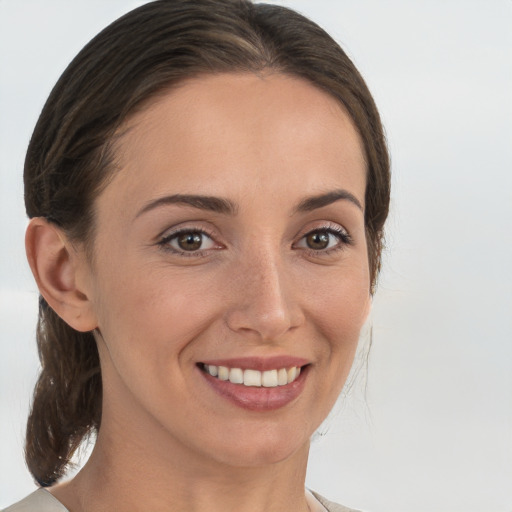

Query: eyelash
[[156, 224, 353, 257], [157, 226, 220, 257], [295, 225, 353, 256]]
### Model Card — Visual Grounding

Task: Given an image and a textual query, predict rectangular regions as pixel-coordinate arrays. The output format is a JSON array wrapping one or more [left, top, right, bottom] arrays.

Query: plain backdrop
[[1, 1, 511, 511]]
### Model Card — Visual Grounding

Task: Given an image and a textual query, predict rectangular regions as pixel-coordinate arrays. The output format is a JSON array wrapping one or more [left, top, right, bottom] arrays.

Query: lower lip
[[199, 366, 309, 412]]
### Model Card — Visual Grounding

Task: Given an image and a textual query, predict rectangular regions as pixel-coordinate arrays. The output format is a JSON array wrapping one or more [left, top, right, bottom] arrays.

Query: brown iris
[[306, 231, 330, 250], [177, 232, 203, 251]]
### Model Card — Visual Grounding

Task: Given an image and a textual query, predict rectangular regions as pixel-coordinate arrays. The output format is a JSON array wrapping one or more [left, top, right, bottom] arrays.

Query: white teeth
[[204, 364, 303, 387], [229, 368, 244, 384], [244, 369, 262, 387], [262, 369, 278, 387], [218, 366, 229, 381]]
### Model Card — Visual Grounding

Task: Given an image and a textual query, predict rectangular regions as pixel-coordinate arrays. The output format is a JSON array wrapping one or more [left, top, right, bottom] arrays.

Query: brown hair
[[24, 0, 390, 486]]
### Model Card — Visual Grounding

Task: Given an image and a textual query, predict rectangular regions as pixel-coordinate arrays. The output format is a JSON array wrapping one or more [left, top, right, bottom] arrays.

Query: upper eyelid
[[295, 221, 350, 238], [299, 229, 350, 242], [156, 227, 222, 258], [160, 226, 212, 239], [155, 220, 352, 246], [293, 223, 353, 251], [158, 223, 218, 241], [160, 230, 215, 248]]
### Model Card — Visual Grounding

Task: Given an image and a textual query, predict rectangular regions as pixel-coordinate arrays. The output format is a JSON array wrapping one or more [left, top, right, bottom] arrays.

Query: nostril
[[224, 302, 302, 341]]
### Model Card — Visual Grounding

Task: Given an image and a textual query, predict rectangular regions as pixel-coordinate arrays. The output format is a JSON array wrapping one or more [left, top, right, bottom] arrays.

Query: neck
[[51, 410, 311, 512]]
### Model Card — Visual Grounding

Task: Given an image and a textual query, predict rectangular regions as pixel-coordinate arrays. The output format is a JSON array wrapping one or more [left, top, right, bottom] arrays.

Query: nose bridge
[[225, 239, 302, 340]]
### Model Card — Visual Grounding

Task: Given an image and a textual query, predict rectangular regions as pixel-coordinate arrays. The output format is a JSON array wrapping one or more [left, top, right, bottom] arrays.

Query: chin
[[198, 417, 314, 469]]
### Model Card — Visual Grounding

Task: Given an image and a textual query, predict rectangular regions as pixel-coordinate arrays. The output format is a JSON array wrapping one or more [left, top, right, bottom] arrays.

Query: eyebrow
[[135, 188, 362, 220], [135, 194, 237, 218], [295, 189, 363, 213]]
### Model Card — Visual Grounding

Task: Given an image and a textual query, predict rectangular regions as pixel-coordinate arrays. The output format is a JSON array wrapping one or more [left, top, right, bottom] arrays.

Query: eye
[[159, 229, 218, 254], [295, 226, 352, 253]]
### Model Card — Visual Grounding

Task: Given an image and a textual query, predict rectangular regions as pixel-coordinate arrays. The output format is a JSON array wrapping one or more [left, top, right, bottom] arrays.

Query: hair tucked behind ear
[[24, 0, 390, 485], [25, 299, 101, 486]]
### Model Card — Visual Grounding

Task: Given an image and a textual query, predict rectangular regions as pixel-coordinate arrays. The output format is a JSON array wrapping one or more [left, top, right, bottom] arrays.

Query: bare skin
[[27, 72, 370, 511]]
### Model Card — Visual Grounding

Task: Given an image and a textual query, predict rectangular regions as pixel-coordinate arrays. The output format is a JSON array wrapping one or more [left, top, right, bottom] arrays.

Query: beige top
[[2, 489, 66, 512], [2, 488, 360, 512]]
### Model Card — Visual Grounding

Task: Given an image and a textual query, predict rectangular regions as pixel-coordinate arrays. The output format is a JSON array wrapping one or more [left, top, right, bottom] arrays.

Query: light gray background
[[1, 1, 511, 511]]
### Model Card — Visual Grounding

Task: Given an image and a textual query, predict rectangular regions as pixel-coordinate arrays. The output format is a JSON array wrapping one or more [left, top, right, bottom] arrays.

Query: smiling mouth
[[199, 363, 303, 388]]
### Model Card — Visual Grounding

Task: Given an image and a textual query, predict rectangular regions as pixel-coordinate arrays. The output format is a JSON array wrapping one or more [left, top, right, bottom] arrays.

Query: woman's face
[[82, 73, 370, 469]]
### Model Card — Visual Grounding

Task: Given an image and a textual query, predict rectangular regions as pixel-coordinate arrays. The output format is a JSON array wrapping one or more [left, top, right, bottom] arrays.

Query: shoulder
[[311, 490, 364, 512], [2, 489, 69, 512]]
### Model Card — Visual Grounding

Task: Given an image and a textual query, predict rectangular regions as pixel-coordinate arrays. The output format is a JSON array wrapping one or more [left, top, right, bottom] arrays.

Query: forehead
[[106, 72, 366, 209]]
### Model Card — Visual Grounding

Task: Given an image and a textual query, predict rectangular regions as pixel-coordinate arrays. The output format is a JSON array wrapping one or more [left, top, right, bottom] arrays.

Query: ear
[[25, 217, 98, 332]]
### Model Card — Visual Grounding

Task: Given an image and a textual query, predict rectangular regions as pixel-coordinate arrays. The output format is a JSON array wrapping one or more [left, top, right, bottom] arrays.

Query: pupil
[[307, 232, 329, 250], [178, 232, 202, 251]]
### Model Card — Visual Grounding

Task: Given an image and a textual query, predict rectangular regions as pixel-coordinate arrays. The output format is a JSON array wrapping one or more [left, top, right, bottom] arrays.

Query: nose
[[224, 250, 304, 342]]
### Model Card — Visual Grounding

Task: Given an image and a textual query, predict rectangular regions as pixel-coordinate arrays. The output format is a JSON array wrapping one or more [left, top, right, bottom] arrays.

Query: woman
[[4, 0, 389, 511]]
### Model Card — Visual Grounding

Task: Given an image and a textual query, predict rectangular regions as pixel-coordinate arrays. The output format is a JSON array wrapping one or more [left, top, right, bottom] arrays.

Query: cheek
[[301, 260, 370, 425], [93, 262, 222, 366], [307, 261, 370, 344], [91, 265, 224, 422]]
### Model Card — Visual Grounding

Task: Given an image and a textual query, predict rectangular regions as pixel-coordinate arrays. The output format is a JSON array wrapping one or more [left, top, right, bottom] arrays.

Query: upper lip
[[199, 356, 309, 371]]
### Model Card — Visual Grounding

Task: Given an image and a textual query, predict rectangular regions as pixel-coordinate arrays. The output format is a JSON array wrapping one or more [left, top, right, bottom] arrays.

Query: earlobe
[[25, 217, 97, 332]]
